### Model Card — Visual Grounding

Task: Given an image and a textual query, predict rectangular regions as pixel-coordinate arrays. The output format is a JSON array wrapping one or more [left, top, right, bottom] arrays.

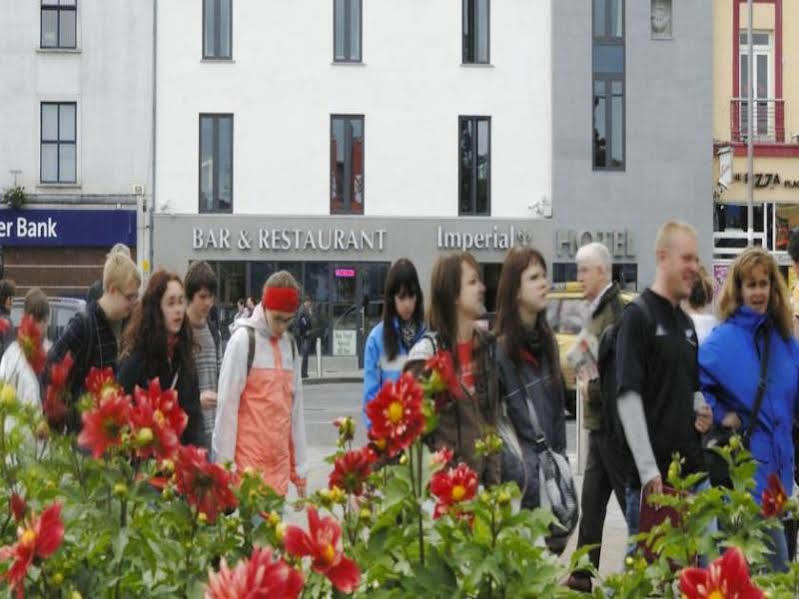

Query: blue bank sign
[[0, 209, 136, 247]]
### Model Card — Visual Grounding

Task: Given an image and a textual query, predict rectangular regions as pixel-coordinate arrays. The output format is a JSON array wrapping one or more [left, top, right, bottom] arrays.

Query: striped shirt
[[193, 322, 221, 448]]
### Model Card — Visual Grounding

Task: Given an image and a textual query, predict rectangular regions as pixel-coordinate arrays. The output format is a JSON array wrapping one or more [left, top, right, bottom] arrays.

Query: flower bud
[[161, 486, 174, 501], [276, 522, 287, 543], [34, 421, 50, 440], [69, 592, 83, 599], [160, 459, 175, 475], [198, 512, 208, 525], [136, 427, 154, 446], [667, 460, 681, 483], [329, 486, 346, 504], [51, 572, 64, 585], [625, 556, 634, 568], [267, 511, 281, 527], [359, 508, 371, 521], [0, 385, 16, 409], [497, 490, 511, 506], [113, 483, 128, 499], [399, 454, 408, 465], [729, 435, 741, 451]]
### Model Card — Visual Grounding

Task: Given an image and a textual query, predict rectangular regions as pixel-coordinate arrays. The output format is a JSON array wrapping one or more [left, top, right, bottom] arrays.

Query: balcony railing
[[730, 98, 785, 143]]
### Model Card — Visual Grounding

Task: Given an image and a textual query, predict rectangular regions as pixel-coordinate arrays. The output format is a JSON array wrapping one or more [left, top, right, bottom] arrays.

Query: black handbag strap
[[496, 349, 549, 453], [744, 322, 772, 444]]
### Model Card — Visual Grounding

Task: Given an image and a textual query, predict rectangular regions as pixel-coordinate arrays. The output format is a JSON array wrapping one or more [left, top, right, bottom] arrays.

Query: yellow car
[[546, 282, 635, 415]]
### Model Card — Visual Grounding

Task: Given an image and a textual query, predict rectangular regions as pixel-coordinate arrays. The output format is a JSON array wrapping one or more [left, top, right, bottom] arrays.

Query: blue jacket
[[699, 306, 799, 500], [362, 319, 426, 428]]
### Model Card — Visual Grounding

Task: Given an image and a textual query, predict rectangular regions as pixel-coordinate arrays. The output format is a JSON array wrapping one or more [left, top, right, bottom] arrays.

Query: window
[[199, 114, 233, 213], [462, 0, 489, 64], [330, 115, 364, 214], [41, 0, 76, 49], [592, 0, 625, 170], [40, 102, 76, 183], [203, 0, 232, 59], [738, 32, 773, 140], [459, 116, 491, 216], [334, 0, 362, 62]]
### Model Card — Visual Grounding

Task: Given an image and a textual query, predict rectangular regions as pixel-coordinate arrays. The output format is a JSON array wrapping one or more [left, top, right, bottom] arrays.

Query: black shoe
[[565, 573, 592, 593]]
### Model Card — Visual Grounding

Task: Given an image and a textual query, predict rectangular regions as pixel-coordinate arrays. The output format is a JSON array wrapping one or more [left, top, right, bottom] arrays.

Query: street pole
[[746, 0, 754, 247]]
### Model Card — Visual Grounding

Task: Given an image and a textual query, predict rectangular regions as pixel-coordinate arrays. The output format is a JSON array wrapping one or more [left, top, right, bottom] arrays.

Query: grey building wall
[[552, 0, 713, 288]]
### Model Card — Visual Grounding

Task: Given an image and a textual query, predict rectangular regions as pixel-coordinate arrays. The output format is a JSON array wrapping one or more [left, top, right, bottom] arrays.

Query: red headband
[[263, 287, 300, 313]]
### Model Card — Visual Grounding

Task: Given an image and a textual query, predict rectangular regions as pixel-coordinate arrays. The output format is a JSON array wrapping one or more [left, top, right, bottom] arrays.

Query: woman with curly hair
[[117, 269, 206, 448], [699, 246, 799, 572]]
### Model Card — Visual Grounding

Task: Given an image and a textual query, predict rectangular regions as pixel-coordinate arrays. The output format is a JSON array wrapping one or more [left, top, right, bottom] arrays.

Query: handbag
[[703, 322, 771, 487], [496, 352, 579, 554]]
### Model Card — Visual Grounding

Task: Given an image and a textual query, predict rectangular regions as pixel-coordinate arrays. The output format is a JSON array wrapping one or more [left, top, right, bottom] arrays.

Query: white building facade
[[0, 0, 153, 296], [154, 0, 554, 353]]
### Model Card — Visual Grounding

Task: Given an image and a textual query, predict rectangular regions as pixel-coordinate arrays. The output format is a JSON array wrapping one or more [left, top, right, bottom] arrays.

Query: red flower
[[679, 546, 763, 599], [425, 350, 462, 399], [16, 316, 45, 375], [761, 473, 789, 518], [9, 494, 25, 522], [430, 462, 478, 520], [284, 507, 361, 594], [84, 367, 122, 405], [175, 445, 237, 523], [0, 502, 64, 597], [128, 379, 187, 461], [204, 546, 304, 599], [364, 374, 425, 457], [43, 352, 74, 428], [430, 447, 454, 469], [329, 447, 376, 496], [77, 392, 132, 458]]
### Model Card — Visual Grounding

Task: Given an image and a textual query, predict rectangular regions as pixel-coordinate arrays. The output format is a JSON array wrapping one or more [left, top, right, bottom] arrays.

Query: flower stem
[[182, 508, 200, 598], [409, 443, 425, 567]]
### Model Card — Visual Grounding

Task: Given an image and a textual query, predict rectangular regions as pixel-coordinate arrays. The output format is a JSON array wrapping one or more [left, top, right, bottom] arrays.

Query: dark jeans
[[575, 430, 628, 574], [300, 338, 310, 378], [785, 518, 798, 562]]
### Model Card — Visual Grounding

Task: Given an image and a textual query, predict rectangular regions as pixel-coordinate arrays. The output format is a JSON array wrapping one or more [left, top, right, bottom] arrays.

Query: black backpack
[[596, 295, 655, 452]]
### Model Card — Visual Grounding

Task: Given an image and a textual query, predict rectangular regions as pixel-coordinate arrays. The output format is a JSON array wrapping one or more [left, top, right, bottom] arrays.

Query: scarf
[[399, 318, 419, 351], [520, 325, 543, 367]]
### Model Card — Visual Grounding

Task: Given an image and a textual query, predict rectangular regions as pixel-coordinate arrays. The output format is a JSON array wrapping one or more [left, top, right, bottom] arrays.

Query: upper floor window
[[736, 32, 777, 141], [462, 0, 489, 64], [459, 116, 491, 216], [203, 0, 232, 59], [592, 0, 625, 170], [330, 115, 364, 215], [199, 114, 233, 213], [41, 0, 76, 49], [334, 0, 362, 62], [41, 102, 76, 184]]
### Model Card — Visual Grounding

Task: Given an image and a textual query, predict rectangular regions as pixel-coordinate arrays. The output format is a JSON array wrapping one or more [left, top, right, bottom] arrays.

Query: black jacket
[[496, 342, 567, 510], [117, 350, 207, 449]]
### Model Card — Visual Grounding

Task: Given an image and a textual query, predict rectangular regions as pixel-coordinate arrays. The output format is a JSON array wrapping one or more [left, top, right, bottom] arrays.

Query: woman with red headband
[[212, 271, 308, 498]]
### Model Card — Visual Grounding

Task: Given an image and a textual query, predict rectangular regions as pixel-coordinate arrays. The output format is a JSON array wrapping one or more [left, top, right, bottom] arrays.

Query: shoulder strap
[[422, 332, 438, 354], [246, 327, 256, 374], [495, 348, 548, 452], [744, 323, 772, 443]]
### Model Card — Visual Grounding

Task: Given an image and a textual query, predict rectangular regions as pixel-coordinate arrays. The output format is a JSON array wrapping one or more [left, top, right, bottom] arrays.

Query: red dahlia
[[0, 502, 64, 598], [43, 352, 73, 429], [762, 473, 789, 518], [204, 546, 304, 599], [679, 546, 763, 599], [364, 373, 425, 457], [329, 446, 376, 496], [284, 507, 361, 594], [425, 350, 462, 399], [84, 367, 122, 405], [175, 445, 237, 523], [77, 392, 132, 458], [17, 316, 45, 375], [430, 462, 478, 520], [128, 379, 187, 461]]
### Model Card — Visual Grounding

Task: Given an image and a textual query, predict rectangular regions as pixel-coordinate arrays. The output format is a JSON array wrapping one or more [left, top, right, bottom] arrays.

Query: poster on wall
[[712, 263, 730, 291], [332, 329, 357, 357]]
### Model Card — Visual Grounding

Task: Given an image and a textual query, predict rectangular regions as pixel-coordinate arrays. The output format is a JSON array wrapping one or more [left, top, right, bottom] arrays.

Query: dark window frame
[[592, 0, 626, 171], [198, 113, 234, 214], [333, 0, 363, 63], [458, 115, 491, 216], [462, 0, 490, 64], [40, 0, 77, 49], [40, 101, 77, 184], [202, 0, 232, 60], [330, 114, 365, 215]]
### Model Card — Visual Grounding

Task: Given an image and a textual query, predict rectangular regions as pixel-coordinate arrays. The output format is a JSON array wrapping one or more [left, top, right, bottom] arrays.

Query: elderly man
[[566, 242, 628, 593]]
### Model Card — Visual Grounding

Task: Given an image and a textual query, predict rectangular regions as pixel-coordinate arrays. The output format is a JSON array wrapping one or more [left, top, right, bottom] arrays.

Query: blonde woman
[[699, 247, 799, 572]]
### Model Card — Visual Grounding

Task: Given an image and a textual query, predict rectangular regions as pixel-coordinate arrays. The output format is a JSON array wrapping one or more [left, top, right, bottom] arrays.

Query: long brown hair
[[717, 246, 793, 340], [427, 252, 480, 357], [494, 247, 560, 379], [122, 269, 195, 375], [382, 258, 424, 361]]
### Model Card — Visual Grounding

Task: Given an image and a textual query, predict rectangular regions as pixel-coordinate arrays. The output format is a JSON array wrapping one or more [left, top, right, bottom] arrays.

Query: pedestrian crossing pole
[[746, 0, 754, 247]]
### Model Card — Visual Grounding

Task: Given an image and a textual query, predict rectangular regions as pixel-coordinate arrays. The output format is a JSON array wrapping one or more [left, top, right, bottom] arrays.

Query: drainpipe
[[149, 0, 158, 277], [746, 0, 754, 247]]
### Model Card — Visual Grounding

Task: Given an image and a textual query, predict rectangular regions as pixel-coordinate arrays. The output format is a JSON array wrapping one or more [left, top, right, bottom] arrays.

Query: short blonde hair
[[109, 243, 131, 259], [655, 221, 698, 252], [103, 252, 141, 293], [717, 246, 793, 340], [264, 270, 301, 292]]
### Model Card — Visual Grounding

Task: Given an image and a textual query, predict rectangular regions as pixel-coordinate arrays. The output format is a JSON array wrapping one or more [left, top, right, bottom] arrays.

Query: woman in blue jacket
[[362, 258, 425, 427], [699, 246, 799, 572]]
